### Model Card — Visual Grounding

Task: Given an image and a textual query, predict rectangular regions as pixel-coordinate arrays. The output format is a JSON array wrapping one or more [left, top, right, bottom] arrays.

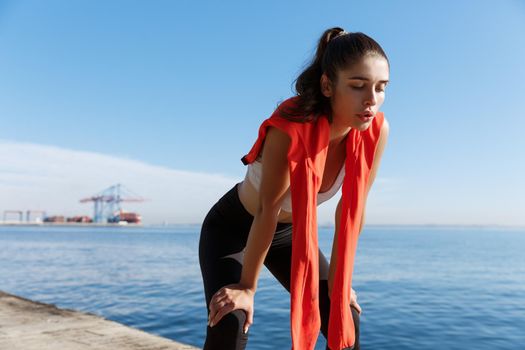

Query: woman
[[199, 27, 390, 350]]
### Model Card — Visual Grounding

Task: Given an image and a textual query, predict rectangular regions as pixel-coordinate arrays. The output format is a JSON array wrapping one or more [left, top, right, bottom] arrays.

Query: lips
[[356, 111, 374, 122]]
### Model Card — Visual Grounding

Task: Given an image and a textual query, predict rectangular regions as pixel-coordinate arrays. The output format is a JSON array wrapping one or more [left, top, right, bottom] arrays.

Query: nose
[[363, 89, 377, 107]]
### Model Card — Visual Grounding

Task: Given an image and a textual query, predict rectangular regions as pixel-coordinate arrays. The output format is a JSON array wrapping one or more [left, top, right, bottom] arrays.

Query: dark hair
[[280, 27, 389, 123]]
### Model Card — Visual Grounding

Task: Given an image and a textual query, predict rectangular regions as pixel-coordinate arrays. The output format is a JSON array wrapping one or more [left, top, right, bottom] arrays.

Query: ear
[[320, 73, 333, 98]]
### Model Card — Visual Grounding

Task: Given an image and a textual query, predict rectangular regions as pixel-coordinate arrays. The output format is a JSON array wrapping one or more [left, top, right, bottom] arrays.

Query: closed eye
[[351, 85, 385, 92]]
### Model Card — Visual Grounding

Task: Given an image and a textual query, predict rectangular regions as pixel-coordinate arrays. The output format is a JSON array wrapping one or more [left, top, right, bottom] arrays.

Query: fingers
[[210, 293, 228, 309], [243, 309, 253, 334], [208, 287, 235, 327], [350, 289, 361, 315], [209, 302, 227, 324], [207, 285, 255, 331], [209, 301, 235, 327], [208, 289, 227, 326], [351, 301, 362, 315]]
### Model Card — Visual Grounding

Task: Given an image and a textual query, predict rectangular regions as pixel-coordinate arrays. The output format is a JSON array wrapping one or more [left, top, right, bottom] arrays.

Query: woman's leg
[[263, 228, 360, 350], [199, 183, 252, 350]]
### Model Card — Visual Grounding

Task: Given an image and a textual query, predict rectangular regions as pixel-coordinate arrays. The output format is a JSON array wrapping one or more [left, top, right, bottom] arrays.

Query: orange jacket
[[241, 97, 385, 350]]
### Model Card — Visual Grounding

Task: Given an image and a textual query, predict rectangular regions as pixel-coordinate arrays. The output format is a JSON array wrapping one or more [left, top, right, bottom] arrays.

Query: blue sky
[[1, 0, 524, 225]]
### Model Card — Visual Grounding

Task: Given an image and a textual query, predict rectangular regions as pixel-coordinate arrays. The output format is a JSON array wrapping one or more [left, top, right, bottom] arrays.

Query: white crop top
[[246, 155, 345, 212]]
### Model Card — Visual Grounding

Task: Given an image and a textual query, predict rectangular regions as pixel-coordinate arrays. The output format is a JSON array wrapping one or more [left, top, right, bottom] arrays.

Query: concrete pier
[[0, 291, 200, 350]]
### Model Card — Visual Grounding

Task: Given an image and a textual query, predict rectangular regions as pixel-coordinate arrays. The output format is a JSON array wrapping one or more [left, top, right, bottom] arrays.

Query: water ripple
[[1, 225, 524, 349]]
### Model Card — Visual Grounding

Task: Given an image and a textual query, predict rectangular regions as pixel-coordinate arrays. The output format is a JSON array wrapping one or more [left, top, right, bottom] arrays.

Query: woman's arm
[[328, 119, 390, 298], [239, 126, 291, 291], [208, 126, 291, 332]]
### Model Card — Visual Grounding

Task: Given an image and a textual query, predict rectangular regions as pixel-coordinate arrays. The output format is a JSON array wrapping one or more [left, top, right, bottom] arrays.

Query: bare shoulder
[[258, 126, 292, 211], [260, 126, 291, 158], [263, 126, 291, 151]]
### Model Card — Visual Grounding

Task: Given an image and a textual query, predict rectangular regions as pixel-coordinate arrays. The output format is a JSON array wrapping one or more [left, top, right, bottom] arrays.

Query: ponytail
[[279, 27, 388, 123]]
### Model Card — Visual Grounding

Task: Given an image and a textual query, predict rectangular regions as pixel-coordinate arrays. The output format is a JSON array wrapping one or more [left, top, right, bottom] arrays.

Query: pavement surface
[[0, 290, 201, 350]]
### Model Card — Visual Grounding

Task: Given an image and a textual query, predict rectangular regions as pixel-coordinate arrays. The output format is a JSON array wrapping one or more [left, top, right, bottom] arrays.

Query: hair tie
[[327, 29, 349, 44]]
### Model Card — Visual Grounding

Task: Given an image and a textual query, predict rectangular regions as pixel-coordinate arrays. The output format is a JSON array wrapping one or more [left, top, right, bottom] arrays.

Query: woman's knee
[[204, 309, 249, 350], [348, 305, 360, 350], [351, 305, 360, 334], [321, 302, 361, 350]]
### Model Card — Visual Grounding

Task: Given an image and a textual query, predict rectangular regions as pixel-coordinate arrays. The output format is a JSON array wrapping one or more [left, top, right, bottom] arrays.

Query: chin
[[356, 122, 373, 132]]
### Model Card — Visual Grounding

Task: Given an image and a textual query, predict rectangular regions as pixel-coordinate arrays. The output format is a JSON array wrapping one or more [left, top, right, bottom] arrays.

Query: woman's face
[[322, 54, 390, 131]]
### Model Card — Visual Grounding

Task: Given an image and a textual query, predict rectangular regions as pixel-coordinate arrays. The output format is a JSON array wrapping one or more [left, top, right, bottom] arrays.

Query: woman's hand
[[208, 283, 255, 334], [328, 279, 362, 315], [350, 288, 361, 314]]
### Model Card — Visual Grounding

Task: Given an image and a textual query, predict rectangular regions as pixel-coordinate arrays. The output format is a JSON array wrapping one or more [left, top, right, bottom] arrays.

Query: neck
[[329, 121, 351, 145]]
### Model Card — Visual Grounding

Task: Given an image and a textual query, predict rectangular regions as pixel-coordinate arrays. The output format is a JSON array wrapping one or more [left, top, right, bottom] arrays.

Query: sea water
[[1, 225, 524, 349]]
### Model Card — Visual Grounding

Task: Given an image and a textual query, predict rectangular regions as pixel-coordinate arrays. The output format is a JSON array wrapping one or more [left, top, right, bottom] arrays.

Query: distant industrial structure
[[1, 184, 145, 225], [3, 210, 46, 223], [80, 183, 145, 224]]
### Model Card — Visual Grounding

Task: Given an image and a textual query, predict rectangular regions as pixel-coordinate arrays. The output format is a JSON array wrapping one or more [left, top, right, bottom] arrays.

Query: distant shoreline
[[0, 222, 143, 228], [1, 222, 523, 230]]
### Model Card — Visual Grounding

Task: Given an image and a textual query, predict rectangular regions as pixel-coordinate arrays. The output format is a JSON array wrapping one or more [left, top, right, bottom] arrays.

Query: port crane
[[80, 184, 145, 223]]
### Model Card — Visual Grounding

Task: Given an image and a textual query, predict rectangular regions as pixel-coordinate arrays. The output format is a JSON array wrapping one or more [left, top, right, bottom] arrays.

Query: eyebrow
[[347, 76, 389, 84]]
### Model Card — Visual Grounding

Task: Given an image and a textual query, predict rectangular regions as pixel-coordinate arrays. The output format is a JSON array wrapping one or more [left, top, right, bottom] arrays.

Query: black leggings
[[199, 182, 360, 350]]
